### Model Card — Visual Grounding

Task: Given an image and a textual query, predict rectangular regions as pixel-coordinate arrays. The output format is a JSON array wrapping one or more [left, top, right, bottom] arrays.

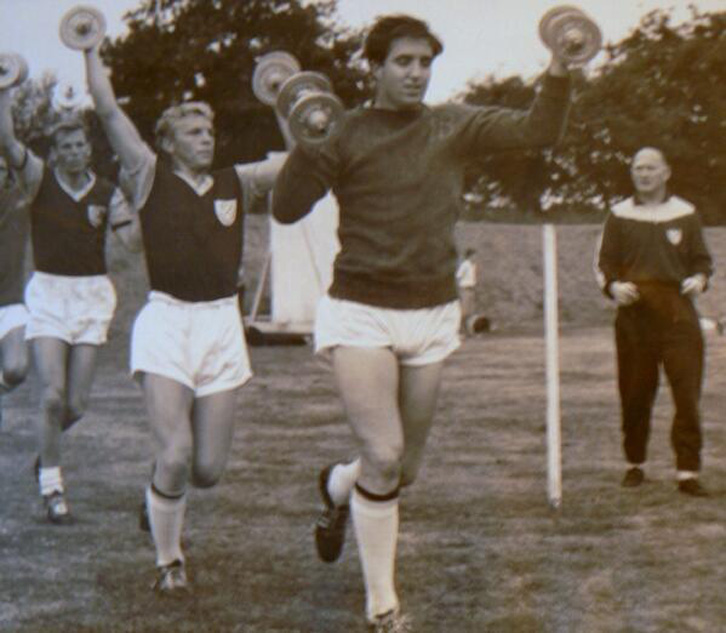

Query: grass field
[[2, 219, 726, 632]]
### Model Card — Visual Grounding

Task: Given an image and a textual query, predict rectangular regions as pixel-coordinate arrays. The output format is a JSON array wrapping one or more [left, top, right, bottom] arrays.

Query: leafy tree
[[562, 8, 726, 223], [101, 0, 368, 168], [462, 8, 726, 224]]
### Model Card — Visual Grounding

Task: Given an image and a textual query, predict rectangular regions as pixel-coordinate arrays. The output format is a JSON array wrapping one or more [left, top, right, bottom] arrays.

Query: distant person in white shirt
[[456, 248, 477, 335]]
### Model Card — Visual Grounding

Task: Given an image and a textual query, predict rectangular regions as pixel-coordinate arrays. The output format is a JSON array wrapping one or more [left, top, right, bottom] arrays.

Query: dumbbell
[[59, 5, 107, 50], [276, 72, 344, 147], [52, 81, 84, 111], [252, 51, 301, 106], [539, 5, 602, 66], [0, 53, 28, 90]]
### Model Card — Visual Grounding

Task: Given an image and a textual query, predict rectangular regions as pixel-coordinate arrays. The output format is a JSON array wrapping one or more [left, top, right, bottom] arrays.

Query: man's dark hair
[[364, 14, 444, 66]]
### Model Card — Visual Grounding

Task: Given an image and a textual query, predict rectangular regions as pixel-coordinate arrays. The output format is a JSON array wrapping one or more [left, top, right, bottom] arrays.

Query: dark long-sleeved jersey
[[595, 195, 713, 299], [273, 74, 571, 310]]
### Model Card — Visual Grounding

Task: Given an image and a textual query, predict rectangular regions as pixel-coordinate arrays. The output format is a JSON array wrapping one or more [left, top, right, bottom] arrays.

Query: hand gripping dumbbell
[[0, 53, 28, 90], [539, 5, 602, 66], [59, 5, 107, 50], [276, 71, 344, 147], [252, 51, 301, 106]]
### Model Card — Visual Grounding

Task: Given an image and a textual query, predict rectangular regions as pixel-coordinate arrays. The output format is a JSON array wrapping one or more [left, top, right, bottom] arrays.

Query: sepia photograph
[[1, 0, 726, 630]]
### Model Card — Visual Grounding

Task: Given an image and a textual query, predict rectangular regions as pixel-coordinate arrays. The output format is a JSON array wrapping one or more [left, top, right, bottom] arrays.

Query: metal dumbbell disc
[[14, 55, 29, 85], [0, 53, 28, 90], [276, 71, 333, 119], [252, 51, 301, 105], [547, 11, 602, 65], [52, 81, 84, 111], [538, 5, 583, 47], [288, 92, 344, 146], [59, 5, 107, 50]]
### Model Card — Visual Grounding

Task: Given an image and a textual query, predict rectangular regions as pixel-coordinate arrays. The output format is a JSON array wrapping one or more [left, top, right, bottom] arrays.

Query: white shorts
[[131, 291, 252, 397], [315, 295, 461, 367], [0, 303, 28, 341], [24, 272, 117, 345]]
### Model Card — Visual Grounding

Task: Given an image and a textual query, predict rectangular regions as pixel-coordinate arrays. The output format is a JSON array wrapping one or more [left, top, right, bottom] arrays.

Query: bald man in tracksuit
[[596, 147, 713, 497]]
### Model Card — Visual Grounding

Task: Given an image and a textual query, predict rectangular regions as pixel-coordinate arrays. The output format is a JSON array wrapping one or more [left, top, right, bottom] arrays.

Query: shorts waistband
[[148, 290, 238, 310]]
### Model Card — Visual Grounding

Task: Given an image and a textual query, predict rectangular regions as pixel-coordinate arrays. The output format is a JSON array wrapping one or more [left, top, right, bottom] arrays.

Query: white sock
[[351, 487, 400, 621], [146, 486, 186, 567], [328, 459, 361, 506], [39, 467, 64, 497]]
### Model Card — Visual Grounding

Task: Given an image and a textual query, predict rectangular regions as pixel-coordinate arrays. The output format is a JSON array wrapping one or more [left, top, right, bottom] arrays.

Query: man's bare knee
[[156, 448, 192, 487], [41, 387, 66, 418], [365, 444, 404, 485]]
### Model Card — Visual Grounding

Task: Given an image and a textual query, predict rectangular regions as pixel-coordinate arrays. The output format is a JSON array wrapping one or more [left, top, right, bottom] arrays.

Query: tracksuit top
[[0, 184, 29, 307], [273, 74, 570, 309], [138, 164, 244, 302], [596, 195, 713, 298], [30, 168, 115, 276]]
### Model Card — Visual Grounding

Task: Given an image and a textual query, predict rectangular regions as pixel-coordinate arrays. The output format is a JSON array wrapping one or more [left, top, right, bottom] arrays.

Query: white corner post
[[543, 224, 562, 509]]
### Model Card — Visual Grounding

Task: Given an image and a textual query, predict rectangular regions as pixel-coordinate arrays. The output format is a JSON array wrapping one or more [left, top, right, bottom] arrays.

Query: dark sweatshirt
[[273, 73, 571, 309], [596, 195, 713, 299]]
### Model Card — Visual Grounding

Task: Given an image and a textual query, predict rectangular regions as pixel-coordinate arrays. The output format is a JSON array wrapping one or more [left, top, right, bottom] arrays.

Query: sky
[[1, 0, 724, 103]]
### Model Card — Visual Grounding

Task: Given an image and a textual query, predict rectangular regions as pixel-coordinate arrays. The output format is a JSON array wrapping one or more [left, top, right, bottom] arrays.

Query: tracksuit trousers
[[614, 284, 704, 472]]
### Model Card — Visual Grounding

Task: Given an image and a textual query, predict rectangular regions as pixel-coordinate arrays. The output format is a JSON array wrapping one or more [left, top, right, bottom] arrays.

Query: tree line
[[11, 1, 726, 223]]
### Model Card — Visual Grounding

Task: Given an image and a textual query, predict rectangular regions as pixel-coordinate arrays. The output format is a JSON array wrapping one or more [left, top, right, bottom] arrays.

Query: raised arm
[[0, 89, 44, 199], [234, 102, 294, 207], [463, 72, 571, 155], [271, 142, 338, 225], [0, 89, 25, 167], [84, 46, 148, 173], [108, 186, 143, 253]]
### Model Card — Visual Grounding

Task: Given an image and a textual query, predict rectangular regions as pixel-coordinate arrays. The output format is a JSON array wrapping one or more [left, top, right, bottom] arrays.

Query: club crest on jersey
[[666, 228, 682, 245], [214, 199, 237, 227], [87, 204, 107, 229]]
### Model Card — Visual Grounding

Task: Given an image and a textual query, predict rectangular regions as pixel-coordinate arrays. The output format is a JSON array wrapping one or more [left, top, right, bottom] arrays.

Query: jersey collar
[[54, 169, 96, 202], [173, 169, 214, 197]]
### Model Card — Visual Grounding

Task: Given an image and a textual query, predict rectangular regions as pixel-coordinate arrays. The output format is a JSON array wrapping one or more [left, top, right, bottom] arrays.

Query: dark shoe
[[139, 499, 151, 532], [153, 559, 189, 594], [678, 478, 709, 497], [315, 464, 350, 563], [44, 491, 73, 525], [621, 466, 644, 488]]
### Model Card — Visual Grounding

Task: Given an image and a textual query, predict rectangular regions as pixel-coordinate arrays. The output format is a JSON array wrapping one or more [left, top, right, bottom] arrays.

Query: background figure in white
[[456, 248, 477, 336], [270, 192, 339, 329]]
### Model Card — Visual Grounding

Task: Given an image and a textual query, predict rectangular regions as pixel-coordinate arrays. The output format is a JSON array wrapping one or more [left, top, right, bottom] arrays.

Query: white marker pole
[[543, 224, 562, 509]]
